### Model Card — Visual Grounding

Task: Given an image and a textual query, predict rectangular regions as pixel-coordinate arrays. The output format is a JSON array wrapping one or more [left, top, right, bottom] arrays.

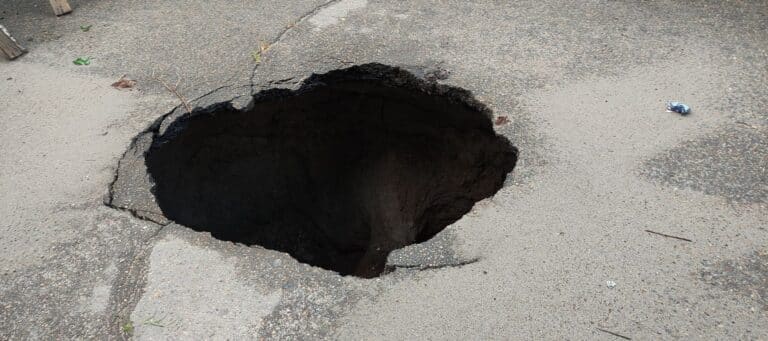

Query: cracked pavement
[[1, 0, 767, 339]]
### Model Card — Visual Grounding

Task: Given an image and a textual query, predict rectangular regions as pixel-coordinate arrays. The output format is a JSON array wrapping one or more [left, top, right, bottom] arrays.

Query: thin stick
[[151, 71, 192, 114], [596, 327, 631, 340], [645, 230, 693, 242]]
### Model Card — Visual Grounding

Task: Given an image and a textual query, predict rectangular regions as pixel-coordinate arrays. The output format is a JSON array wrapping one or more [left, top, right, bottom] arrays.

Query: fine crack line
[[389, 258, 480, 271], [249, 0, 343, 93], [103, 138, 170, 226], [189, 83, 239, 107]]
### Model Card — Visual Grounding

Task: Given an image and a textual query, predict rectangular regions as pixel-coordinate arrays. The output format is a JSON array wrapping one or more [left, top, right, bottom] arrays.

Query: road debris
[[606, 280, 617, 288], [111, 75, 136, 89], [79, 25, 92, 32], [494, 116, 509, 125], [73, 57, 91, 65], [151, 69, 192, 114], [666, 101, 690, 115], [252, 41, 271, 64], [645, 229, 692, 242], [596, 327, 631, 340]]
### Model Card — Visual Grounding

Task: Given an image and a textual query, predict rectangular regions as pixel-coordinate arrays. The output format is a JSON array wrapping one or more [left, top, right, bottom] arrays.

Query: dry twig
[[645, 229, 693, 242], [596, 327, 631, 340], [150, 69, 192, 114]]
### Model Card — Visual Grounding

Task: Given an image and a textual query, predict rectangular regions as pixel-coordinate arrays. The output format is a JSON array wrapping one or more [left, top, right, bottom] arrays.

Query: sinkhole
[[144, 64, 518, 278]]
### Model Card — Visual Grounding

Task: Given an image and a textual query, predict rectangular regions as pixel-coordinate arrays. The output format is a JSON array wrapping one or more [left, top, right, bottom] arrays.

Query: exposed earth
[[1, 1, 766, 339]]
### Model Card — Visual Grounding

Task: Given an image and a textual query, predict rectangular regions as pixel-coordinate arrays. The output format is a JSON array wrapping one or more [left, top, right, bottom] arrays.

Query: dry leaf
[[260, 41, 271, 53], [111, 75, 136, 89], [253, 42, 271, 65], [494, 116, 509, 125]]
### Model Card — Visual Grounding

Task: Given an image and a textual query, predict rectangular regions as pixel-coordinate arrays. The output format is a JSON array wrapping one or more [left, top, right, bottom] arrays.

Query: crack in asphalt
[[387, 258, 481, 271], [249, 0, 342, 93], [107, 222, 167, 340]]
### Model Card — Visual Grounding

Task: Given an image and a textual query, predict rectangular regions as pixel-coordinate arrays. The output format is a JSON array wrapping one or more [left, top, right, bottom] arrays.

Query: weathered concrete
[[1, 0, 766, 339], [130, 233, 282, 339]]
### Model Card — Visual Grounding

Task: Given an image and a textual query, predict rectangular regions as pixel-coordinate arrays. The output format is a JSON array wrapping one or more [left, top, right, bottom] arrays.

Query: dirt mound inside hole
[[144, 64, 517, 277]]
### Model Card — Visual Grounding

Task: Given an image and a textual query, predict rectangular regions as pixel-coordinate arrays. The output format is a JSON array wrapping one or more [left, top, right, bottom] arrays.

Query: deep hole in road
[[145, 64, 518, 278]]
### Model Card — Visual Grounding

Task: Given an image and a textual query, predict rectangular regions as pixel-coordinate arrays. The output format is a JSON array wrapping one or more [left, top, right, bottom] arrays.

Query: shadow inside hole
[[145, 65, 517, 278]]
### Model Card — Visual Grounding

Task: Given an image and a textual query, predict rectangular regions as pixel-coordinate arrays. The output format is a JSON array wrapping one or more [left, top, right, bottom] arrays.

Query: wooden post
[[0, 24, 26, 60], [49, 0, 72, 16]]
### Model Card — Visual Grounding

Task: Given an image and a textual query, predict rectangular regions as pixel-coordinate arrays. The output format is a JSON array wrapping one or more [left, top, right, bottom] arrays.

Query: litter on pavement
[[666, 101, 691, 115]]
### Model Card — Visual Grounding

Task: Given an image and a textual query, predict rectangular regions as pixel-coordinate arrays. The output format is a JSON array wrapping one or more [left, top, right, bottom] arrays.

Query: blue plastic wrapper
[[666, 101, 691, 115]]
